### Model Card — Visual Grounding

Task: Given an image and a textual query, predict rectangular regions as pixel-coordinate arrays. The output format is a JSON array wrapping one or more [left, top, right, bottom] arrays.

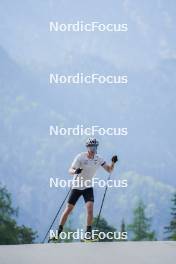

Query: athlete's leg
[[84, 201, 94, 239], [48, 203, 74, 242], [83, 188, 94, 226], [86, 201, 94, 226], [59, 203, 74, 226], [59, 189, 81, 227], [49, 190, 81, 242]]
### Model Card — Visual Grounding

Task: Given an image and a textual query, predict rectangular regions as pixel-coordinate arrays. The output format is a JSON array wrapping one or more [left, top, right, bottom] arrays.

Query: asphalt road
[[0, 242, 176, 264]]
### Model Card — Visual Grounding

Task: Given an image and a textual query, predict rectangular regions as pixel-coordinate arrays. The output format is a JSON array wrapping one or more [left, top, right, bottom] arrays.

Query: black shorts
[[68, 188, 94, 206]]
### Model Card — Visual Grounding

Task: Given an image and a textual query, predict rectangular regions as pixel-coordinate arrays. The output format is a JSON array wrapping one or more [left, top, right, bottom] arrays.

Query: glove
[[74, 168, 83, 174], [111, 155, 118, 163]]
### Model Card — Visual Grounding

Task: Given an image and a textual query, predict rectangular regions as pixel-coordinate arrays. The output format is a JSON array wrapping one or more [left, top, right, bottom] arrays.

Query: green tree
[[128, 200, 156, 241], [0, 184, 37, 245], [17, 225, 37, 244], [92, 216, 116, 242], [164, 192, 176, 240], [119, 218, 127, 241]]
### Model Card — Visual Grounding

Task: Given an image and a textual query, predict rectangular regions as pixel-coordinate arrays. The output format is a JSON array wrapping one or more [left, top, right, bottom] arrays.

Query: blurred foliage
[[0, 184, 37, 244], [93, 216, 116, 241], [127, 200, 156, 241], [164, 192, 176, 240], [119, 218, 127, 241]]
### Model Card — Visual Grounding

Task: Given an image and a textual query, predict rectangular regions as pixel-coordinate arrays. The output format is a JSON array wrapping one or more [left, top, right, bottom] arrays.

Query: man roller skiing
[[50, 138, 118, 241]]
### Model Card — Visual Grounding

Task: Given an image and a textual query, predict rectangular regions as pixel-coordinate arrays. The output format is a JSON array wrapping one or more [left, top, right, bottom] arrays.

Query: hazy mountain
[[0, 0, 176, 241]]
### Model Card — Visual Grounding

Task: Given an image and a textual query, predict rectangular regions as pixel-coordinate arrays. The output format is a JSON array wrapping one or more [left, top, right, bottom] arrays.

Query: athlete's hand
[[74, 168, 83, 174], [111, 155, 118, 163]]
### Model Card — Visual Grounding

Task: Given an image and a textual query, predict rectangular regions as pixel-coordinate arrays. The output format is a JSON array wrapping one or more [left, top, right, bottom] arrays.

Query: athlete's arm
[[102, 162, 115, 173], [68, 167, 76, 175], [68, 154, 82, 175], [68, 167, 83, 175], [102, 155, 118, 173]]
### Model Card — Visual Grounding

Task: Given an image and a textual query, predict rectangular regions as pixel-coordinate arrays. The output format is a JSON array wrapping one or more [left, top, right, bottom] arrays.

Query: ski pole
[[41, 187, 72, 243], [41, 173, 80, 243], [95, 172, 112, 229]]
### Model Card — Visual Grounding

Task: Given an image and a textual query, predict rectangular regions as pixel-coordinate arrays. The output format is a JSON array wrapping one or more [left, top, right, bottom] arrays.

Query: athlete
[[52, 138, 117, 241]]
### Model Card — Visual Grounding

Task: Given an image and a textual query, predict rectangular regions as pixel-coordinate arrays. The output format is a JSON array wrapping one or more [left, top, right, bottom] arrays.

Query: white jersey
[[71, 152, 106, 190]]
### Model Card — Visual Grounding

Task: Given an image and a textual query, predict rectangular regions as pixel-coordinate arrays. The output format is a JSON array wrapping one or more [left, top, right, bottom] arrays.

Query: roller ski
[[48, 225, 63, 243], [81, 228, 99, 243]]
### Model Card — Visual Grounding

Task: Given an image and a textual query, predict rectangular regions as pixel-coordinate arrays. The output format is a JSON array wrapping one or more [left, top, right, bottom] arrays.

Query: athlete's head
[[86, 138, 99, 154]]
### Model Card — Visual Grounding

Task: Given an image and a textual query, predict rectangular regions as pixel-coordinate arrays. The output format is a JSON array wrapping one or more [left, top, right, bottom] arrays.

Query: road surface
[[0, 241, 175, 264]]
